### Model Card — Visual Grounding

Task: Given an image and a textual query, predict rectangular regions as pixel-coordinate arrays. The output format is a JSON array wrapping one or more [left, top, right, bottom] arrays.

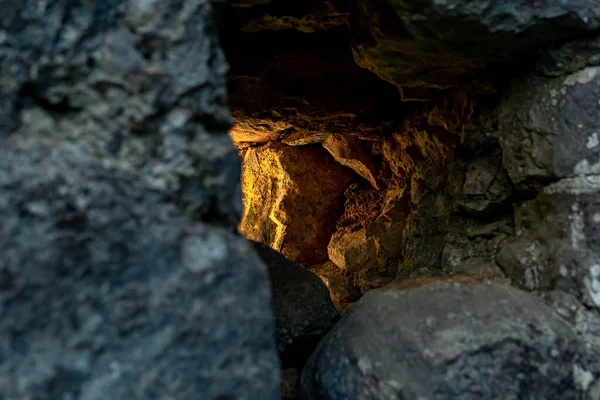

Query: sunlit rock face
[[239, 142, 353, 264]]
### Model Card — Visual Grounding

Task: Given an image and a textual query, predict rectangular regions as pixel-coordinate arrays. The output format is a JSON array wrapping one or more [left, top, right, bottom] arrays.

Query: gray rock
[[252, 241, 339, 367], [0, 1, 280, 398], [499, 45, 600, 189], [350, 0, 600, 96], [459, 155, 514, 215], [496, 181, 600, 337], [301, 281, 599, 400]]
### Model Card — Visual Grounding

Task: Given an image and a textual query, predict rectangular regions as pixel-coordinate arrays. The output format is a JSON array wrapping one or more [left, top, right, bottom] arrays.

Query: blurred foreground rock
[[0, 1, 280, 399]]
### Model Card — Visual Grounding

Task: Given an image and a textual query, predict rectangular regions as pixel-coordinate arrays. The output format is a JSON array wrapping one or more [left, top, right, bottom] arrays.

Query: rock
[[350, 0, 600, 96], [251, 241, 339, 367], [499, 62, 600, 189], [0, 1, 280, 398], [301, 280, 599, 400], [232, 0, 349, 33], [441, 219, 513, 283], [239, 142, 353, 265], [459, 156, 514, 214], [497, 181, 600, 309], [328, 185, 408, 266], [323, 134, 380, 189], [310, 261, 361, 313]]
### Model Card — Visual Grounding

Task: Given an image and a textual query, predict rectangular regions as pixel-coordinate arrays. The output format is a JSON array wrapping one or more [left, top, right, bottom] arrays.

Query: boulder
[[252, 241, 339, 367], [239, 142, 353, 265], [459, 156, 514, 215], [301, 280, 599, 400], [0, 1, 280, 398], [350, 0, 600, 96]]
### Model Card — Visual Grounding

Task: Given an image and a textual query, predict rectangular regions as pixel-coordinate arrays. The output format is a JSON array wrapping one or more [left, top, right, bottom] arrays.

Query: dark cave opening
[[219, 1, 521, 315]]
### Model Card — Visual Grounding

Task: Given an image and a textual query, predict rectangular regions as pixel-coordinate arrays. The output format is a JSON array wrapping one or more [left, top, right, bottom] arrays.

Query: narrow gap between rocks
[[219, 3, 515, 314]]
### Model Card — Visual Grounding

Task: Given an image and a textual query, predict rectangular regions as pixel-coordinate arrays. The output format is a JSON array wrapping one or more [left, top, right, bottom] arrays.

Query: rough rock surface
[[252, 241, 339, 367], [0, 1, 280, 398], [239, 142, 353, 265], [310, 261, 361, 313], [495, 35, 600, 340], [224, 27, 404, 149], [500, 50, 600, 189], [301, 280, 600, 400], [350, 0, 600, 96], [323, 134, 380, 189]]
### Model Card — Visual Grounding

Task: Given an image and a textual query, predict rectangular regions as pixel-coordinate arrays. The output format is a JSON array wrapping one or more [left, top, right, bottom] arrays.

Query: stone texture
[[495, 37, 600, 340], [350, 0, 600, 95], [0, 1, 280, 398], [459, 156, 514, 215], [240, 142, 353, 265], [499, 65, 600, 189], [497, 185, 600, 312], [251, 241, 339, 367], [310, 262, 361, 313], [323, 134, 380, 189], [301, 281, 600, 400], [328, 184, 410, 291]]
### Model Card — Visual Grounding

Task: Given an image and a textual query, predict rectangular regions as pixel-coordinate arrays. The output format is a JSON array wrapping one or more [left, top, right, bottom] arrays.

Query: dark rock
[[301, 280, 600, 400], [458, 156, 514, 215], [496, 179, 600, 335], [0, 0, 280, 398], [281, 368, 300, 400], [310, 261, 361, 313], [499, 63, 600, 189], [229, 0, 349, 33], [252, 241, 339, 368], [350, 0, 600, 96]]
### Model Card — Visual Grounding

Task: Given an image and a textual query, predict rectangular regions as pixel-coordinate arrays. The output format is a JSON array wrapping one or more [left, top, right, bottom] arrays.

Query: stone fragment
[[251, 241, 339, 367], [323, 134, 380, 189], [301, 281, 598, 400], [459, 156, 514, 214], [240, 142, 353, 265], [327, 185, 409, 290]]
